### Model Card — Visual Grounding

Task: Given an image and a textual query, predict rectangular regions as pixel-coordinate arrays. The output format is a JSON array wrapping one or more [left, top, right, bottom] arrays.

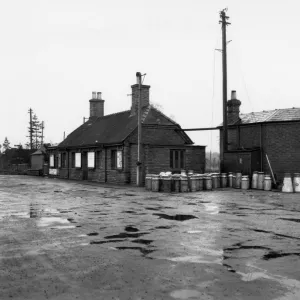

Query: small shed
[[29, 147, 48, 176]]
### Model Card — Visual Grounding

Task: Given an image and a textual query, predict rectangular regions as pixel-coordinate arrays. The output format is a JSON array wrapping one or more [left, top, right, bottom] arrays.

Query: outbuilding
[[220, 91, 300, 181]]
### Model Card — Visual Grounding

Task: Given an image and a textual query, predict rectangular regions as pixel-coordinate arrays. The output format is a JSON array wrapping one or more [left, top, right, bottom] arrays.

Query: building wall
[[221, 122, 300, 181], [129, 145, 206, 185]]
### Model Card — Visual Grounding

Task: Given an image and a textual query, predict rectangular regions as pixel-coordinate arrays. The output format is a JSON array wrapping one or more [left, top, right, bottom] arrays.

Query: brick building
[[47, 78, 205, 185], [220, 91, 300, 181]]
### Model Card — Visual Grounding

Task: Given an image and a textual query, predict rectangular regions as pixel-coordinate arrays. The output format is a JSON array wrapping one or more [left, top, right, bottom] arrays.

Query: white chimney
[[97, 92, 102, 100], [92, 91, 97, 99]]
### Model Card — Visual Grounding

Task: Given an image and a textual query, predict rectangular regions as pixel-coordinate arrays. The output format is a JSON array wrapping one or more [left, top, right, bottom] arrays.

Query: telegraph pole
[[219, 8, 230, 170], [28, 108, 33, 150], [136, 72, 142, 186], [41, 121, 44, 145]]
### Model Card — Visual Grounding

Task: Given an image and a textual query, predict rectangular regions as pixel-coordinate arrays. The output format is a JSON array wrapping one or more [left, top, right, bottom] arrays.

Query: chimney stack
[[130, 79, 150, 116], [89, 91, 105, 118], [227, 90, 241, 124]]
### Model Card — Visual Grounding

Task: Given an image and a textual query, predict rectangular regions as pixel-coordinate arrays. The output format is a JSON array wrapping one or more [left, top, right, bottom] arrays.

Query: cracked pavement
[[0, 175, 300, 299]]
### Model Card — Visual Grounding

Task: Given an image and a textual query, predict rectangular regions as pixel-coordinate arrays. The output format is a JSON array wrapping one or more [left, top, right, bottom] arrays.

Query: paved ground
[[0, 175, 300, 300]]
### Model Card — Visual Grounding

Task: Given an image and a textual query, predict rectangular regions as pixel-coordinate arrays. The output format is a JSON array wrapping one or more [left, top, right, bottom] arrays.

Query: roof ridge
[[93, 109, 130, 120], [150, 105, 179, 125]]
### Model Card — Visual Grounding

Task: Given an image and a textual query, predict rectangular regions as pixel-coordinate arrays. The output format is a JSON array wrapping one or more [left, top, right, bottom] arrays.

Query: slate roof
[[58, 105, 192, 148], [228, 107, 300, 125]]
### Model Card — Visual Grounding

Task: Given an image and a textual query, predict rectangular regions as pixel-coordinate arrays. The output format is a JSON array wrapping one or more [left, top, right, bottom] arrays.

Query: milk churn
[[221, 173, 227, 188], [172, 174, 181, 192], [241, 175, 250, 190], [204, 175, 212, 190], [145, 174, 152, 190], [264, 174, 272, 191], [151, 175, 160, 192], [161, 175, 172, 192], [216, 173, 221, 188], [235, 172, 242, 189], [180, 175, 189, 192], [198, 175, 204, 191], [293, 173, 300, 193], [195, 174, 200, 191], [257, 172, 265, 190], [228, 172, 233, 187], [282, 173, 293, 193], [252, 171, 258, 189], [212, 173, 218, 189], [232, 173, 236, 188], [181, 169, 186, 176], [190, 175, 197, 192]]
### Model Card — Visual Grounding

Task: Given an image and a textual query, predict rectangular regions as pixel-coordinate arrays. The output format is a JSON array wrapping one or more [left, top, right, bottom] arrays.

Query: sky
[[1, 0, 300, 152]]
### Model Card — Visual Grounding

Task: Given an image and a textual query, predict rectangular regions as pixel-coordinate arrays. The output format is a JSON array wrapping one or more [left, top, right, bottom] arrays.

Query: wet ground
[[0, 175, 300, 300]]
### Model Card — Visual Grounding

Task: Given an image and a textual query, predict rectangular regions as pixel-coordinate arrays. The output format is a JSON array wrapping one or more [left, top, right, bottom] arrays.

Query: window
[[71, 152, 75, 168], [96, 151, 102, 168], [58, 153, 61, 168], [111, 150, 123, 170], [170, 150, 185, 169], [75, 153, 81, 168], [61, 152, 67, 168], [50, 154, 54, 167], [55, 155, 59, 168], [88, 152, 95, 168]]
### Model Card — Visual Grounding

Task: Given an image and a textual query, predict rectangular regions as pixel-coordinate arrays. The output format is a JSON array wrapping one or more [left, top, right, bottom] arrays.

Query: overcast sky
[[1, 0, 299, 152]]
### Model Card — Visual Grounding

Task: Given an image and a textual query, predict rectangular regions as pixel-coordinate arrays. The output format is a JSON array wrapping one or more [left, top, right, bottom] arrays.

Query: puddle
[[279, 218, 300, 223], [155, 225, 173, 229], [145, 207, 161, 211], [50, 225, 76, 229], [202, 203, 219, 214], [115, 246, 155, 256], [125, 226, 139, 232], [67, 218, 76, 223], [222, 263, 236, 273], [225, 245, 270, 251], [87, 232, 99, 236], [90, 239, 124, 245], [37, 217, 70, 227], [252, 229, 300, 240], [105, 232, 149, 239], [132, 239, 153, 245], [170, 289, 201, 299], [263, 251, 300, 260], [187, 230, 202, 234], [166, 255, 222, 264], [153, 214, 197, 221]]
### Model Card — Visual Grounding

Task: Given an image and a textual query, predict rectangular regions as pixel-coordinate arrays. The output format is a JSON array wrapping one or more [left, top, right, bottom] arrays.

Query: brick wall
[[222, 122, 300, 181]]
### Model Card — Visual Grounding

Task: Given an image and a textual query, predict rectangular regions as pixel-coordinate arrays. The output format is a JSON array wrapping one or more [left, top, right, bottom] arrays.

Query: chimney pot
[[97, 92, 102, 100], [92, 91, 97, 99], [231, 90, 237, 100]]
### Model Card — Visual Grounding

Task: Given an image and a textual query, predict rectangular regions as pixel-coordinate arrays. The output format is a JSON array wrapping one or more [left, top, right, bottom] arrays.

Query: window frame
[[87, 151, 95, 169], [75, 152, 81, 168], [111, 150, 123, 170], [170, 149, 185, 169], [49, 154, 54, 167]]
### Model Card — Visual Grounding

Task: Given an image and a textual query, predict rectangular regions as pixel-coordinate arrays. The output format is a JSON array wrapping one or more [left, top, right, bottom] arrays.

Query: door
[[82, 152, 88, 180]]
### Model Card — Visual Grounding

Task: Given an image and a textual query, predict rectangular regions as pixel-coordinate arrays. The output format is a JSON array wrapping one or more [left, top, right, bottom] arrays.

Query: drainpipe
[[260, 124, 263, 172], [104, 148, 107, 183]]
